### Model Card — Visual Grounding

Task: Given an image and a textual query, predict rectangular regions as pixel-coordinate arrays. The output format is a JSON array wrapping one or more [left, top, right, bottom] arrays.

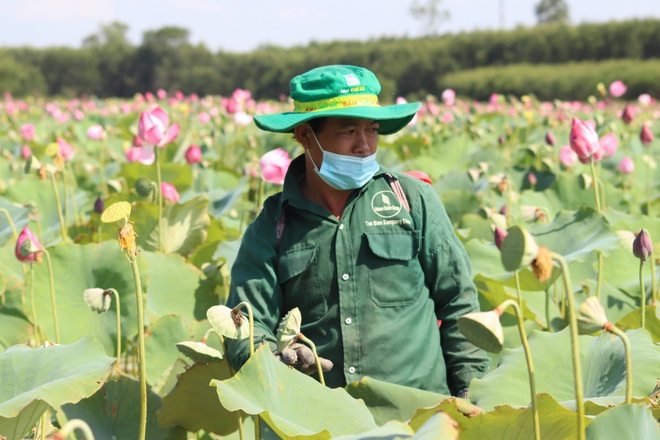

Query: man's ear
[[294, 123, 312, 149]]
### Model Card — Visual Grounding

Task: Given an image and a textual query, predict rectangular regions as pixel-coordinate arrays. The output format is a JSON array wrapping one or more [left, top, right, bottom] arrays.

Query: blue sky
[[0, 0, 658, 52]]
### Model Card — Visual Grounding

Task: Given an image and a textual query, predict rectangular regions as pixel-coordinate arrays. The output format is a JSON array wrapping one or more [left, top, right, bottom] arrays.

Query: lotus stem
[[639, 260, 646, 329], [234, 301, 258, 440], [551, 252, 585, 440], [589, 157, 602, 213], [42, 249, 60, 344], [514, 272, 541, 440], [105, 289, 122, 374], [595, 250, 603, 299], [0, 207, 18, 239], [545, 287, 552, 332], [49, 170, 67, 243], [57, 418, 96, 439], [29, 264, 41, 347], [129, 256, 147, 440], [155, 148, 163, 253], [605, 324, 632, 404], [297, 333, 326, 387]]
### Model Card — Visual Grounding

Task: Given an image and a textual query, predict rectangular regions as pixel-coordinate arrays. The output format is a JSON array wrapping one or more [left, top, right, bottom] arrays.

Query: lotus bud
[[545, 131, 556, 146], [15, 226, 42, 263], [494, 227, 508, 250], [500, 225, 540, 272], [621, 105, 634, 124], [569, 117, 599, 161], [576, 297, 609, 334], [184, 144, 202, 165], [527, 172, 537, 187], [93, 197, 105, 214], [135, 177, 153, 197], [632, 229, 654, 263], [640, 124, 654, 147], [457, 308, 505, 353]]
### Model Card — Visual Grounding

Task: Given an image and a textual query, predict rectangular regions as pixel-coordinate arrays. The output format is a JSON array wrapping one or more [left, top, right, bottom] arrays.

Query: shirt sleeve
[[415, 182, 490, 394], [224, 198, 283, 371]]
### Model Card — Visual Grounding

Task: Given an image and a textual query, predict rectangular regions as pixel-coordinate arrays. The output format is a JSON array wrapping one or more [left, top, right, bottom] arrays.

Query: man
[[225, 65, 489, 397]]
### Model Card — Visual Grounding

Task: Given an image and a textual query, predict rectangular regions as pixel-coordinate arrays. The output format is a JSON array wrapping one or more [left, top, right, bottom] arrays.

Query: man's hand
[[278, 343, 333, 375]]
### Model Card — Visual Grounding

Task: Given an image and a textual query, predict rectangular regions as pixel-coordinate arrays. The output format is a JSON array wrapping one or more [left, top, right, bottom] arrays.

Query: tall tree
[[535, 0, 569, 25], [410, 0, 450, 36]]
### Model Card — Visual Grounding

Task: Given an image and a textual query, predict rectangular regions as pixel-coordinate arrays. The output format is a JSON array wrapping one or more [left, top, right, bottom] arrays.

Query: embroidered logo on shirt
[[370, 191, 402, 218]]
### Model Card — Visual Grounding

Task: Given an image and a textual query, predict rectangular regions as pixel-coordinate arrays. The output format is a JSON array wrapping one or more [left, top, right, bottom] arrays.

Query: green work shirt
[[226, 155, 489, 394]]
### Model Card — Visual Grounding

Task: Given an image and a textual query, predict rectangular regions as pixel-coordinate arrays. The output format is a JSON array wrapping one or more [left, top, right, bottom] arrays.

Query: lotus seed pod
[[500, 225, 540, 272], [457, 310, 504, 353], [83, 288, 112, 313], [135, 177, 154, 197], [276, 307, 302, 353], [576, 297, 609, 334]]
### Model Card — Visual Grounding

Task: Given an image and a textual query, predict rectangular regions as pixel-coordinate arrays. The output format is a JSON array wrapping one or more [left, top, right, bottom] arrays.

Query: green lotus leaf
[[176, 341, 224, 364], [586, 403, 660, 440], [131, 196, 210, 256], [157, 361, 243, 436], [211, 344, 378, 439], [0, 337, 115, 439], [31, 241, 145, 353], [120, 162, 192, 193], [529, 208, 620, 262], [144, 314, 189, 385], [615, 305, 660, 344], [471, 328, 660, 411], [60, 374, 187, 440], [344, 377, 451, 426], [0, 400, 50, 440]]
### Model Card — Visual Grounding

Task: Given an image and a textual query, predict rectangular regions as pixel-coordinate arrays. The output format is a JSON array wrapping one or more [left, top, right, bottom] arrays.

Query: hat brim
[[253, 102, 421, 135]]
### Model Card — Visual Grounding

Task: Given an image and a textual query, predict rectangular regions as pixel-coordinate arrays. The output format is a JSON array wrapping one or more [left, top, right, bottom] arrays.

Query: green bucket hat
[[253, 65, 421, 135]]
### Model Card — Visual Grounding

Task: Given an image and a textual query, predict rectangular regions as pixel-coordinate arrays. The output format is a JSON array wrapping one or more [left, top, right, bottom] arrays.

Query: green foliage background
[[1, 19, 659, 100]]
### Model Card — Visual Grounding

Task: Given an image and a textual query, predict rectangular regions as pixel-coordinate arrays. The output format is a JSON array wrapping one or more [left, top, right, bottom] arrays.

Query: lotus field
[[1, 83, 660, 440]]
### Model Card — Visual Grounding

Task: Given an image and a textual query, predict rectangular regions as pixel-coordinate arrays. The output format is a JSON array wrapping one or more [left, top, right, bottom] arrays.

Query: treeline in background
[[1, 18, 659, 102]]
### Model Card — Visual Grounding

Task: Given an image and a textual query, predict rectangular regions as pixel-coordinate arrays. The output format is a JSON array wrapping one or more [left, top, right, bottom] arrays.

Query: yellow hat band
[[293, 93, 379, 113]]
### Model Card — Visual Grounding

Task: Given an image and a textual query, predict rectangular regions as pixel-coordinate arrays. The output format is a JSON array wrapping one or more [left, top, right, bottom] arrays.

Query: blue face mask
[[308, 130, 379, 190]]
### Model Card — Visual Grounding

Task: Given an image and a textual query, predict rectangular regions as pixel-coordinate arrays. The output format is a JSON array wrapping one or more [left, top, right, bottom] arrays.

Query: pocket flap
[[365, 231, 420, 261], [277, 245, 317, 283]]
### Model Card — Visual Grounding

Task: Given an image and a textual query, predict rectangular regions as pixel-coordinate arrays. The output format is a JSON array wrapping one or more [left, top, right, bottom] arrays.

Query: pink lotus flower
[[184, 144, 202, 164], [638, 94, 653, 106], [56, 138, 75, 161], [617, 157, 635, 174], [233, 111, 253, 126], [15, 226, 42, 263], [640, 124, 654, 146], [608, 80, 627, 98], [441, 111, 454, 123], [20, 124, 35, 141], [161, 182, 179, 202], [404, 170, 432, 185], [87, 125, 105, 140], [157, 89, 167, 100], [137, 106, 180, 147], [559, 145, 578, 168], [126, 145, 155, 165], [598, 133, 618, 158], [259, 148, 292, 185], [197, 112, 211, 124], [569, 117, 599, 161], [441, 89, 456, 106], [21, 145, 32, 160]]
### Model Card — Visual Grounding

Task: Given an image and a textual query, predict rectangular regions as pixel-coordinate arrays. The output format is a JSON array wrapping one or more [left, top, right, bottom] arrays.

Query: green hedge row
[[1, 18, 659, 99], [440, 59, 660, 101]]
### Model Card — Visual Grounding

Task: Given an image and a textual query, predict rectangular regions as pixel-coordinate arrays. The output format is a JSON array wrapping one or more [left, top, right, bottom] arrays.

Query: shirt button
[[348, 366, 356, 374], [342, 273, 349, 281], [339, 224, 345, 230], [345, 317, 352, 325]]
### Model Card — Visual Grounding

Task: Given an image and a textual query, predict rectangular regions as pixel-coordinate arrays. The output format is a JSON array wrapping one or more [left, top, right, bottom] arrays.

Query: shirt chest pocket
[[364, 231, 425, 307], [277, 244, 327, 322]]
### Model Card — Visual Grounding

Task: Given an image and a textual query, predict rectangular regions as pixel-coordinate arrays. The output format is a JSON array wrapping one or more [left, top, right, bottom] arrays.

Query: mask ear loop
[[307, 130, 324, 173]]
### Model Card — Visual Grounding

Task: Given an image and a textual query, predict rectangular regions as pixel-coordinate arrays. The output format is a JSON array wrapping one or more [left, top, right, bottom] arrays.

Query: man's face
[[310, 117, 379, 164]]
